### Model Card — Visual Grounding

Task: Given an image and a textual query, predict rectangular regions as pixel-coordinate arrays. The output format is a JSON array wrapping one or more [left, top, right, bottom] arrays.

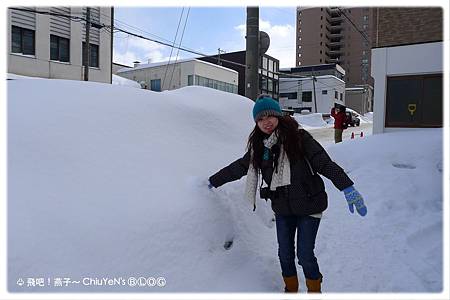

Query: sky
[[112, 6, 297, 68]]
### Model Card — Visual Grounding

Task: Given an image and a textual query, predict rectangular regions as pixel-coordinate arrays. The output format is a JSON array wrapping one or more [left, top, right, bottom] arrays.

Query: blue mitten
[[343, 186, 367, 216]]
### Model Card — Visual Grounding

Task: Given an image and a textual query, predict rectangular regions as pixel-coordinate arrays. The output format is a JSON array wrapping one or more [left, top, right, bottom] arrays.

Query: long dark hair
[[247, 115, 303, 170]]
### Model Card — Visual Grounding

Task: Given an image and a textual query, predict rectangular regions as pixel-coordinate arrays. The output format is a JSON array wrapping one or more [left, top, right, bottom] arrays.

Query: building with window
[[116, 58, 238, 94], [198, 50, 280, 100], [7, 7, 113, 83], [371, 7, 443, 134], [279, 75, 345, 113], [280, 63, 345, 80], [296, 7, 375, 88]]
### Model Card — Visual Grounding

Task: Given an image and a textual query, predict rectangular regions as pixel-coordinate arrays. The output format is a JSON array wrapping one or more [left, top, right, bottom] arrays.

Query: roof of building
[[117, 57, 238, 74], [279, 74, 345, 83], [280, 63, 346, 75]]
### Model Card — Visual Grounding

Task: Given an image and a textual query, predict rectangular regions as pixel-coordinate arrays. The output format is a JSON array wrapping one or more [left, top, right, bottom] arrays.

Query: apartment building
[[7, 7, 113, 83], [296, 7, 375, 87]]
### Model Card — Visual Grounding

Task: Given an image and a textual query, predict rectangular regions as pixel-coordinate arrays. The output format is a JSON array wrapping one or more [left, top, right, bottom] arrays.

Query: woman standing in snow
[[208, 95, 367, 293]]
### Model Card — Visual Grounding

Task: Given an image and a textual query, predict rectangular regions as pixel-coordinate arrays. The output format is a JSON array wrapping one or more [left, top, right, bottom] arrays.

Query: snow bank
[[112, 74, 142, 88], [8, 78, 443, 294], [293, 112, 332, 129]]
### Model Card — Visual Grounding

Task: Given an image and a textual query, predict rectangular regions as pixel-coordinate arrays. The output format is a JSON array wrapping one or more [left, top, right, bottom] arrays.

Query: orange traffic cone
[[360, 132, 364, 138], [351, 132, 355, 139]]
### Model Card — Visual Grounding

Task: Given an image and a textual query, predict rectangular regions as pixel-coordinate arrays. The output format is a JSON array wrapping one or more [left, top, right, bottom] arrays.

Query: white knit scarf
[[245, 130, 291, 209]]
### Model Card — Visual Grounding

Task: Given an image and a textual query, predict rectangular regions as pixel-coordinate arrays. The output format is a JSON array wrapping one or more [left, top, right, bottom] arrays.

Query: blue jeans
[[275, 214, 322, 280]]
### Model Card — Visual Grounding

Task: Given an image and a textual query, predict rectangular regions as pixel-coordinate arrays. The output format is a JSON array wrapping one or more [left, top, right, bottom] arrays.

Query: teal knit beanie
[[252, 95, 282, 122]]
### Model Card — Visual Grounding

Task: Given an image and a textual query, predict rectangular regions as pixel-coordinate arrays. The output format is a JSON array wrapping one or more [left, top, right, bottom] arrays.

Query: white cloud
[[114, 35, 177, 65], [235, 18, 296, 68]]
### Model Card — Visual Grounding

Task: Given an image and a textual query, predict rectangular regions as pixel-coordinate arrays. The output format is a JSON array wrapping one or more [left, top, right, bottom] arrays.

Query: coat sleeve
[[209, 151, 251, 188], [300, 130, 354, 191]]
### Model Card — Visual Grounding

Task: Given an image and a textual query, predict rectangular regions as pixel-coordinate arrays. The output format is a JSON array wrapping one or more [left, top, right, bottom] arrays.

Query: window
[[340, 93, 343, 101], [193, 75, 237, 94], [322, 90, 327, 95], [363, 24, 368, 31], [150, 79, 161, 91], [268, 78, 273, 92], [263, 56, 268, 70], [11, 26, 35, 55], [82, 42, 99, 67], [363, 15, 369, 22], [260, 77, 267, 90], [302, 91, 312, 102], [335, 91, 338, 99], [280, 92, 297, 99], [50, 35, 70, 62], [188, 75, 193, 86], [268, 59, 274, 72], [362, 58, 369, 64]]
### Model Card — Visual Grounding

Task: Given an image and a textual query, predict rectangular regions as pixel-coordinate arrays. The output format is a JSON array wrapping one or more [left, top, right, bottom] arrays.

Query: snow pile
[[112, 74, 142, 88], [8, 78, 443, 294], [363, 112, 374, 122], [293, 112, 331, 129], [7, 73, 41, 80]]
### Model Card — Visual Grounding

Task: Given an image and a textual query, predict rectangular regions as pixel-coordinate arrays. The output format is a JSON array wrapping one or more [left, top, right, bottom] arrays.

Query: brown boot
[[283, 275, 299, 293], [305, 277, 322, 293]]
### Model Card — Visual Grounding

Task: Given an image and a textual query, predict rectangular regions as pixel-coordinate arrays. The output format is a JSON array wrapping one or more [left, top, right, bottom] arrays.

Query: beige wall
[[117, 60, 238, 91], [7, 7, 112, 83]]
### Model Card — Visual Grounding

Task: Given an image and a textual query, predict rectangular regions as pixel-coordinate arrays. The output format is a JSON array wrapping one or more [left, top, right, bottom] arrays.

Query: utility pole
[[217, 48, 225, 66], [312, 67, 318, 113], [110, 7, 114, 84], [245, 7, 259, 101], [84, 7, 91, 81]]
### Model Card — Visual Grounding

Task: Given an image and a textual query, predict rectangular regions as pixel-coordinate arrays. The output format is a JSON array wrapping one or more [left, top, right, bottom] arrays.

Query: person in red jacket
[[331, 106, 347, 143]]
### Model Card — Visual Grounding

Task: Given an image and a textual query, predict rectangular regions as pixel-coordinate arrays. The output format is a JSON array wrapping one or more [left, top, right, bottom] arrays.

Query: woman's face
[[257, 116, 279, 135]]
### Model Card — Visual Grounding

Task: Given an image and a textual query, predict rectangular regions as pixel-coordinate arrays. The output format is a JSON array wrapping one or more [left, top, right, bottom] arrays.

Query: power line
[[9, 7, 336, 82], [163, 7, 185, 89], [10, 7, 104, 29], [337, 8, 371, 43], [169, 7, 190, 89]]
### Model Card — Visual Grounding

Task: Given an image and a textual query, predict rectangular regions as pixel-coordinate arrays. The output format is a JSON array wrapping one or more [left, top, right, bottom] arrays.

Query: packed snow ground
[[8, 78, 443, 294], [112, 74, 141, 88]]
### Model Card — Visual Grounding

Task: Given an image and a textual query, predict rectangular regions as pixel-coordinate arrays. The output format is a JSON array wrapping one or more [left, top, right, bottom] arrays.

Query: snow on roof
[[117, 57, 238, 74]]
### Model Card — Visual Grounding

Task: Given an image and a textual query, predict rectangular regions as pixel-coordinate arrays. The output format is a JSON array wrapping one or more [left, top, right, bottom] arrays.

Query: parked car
[[345, 111, 360, 127]]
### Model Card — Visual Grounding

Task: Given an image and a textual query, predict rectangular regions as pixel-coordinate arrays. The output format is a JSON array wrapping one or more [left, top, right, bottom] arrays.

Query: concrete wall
[[345, 86, 373, 114], [117, 59, 238, 92], [7, 7, 112, 83], [371, 42, 443, 134]]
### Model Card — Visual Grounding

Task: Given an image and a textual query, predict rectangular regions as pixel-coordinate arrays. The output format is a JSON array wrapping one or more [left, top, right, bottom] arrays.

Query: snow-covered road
[[308, 122, 373, 147]]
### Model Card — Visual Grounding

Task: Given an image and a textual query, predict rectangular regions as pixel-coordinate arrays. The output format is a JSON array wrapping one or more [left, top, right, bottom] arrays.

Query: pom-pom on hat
[[252, 94, 282, 122]]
